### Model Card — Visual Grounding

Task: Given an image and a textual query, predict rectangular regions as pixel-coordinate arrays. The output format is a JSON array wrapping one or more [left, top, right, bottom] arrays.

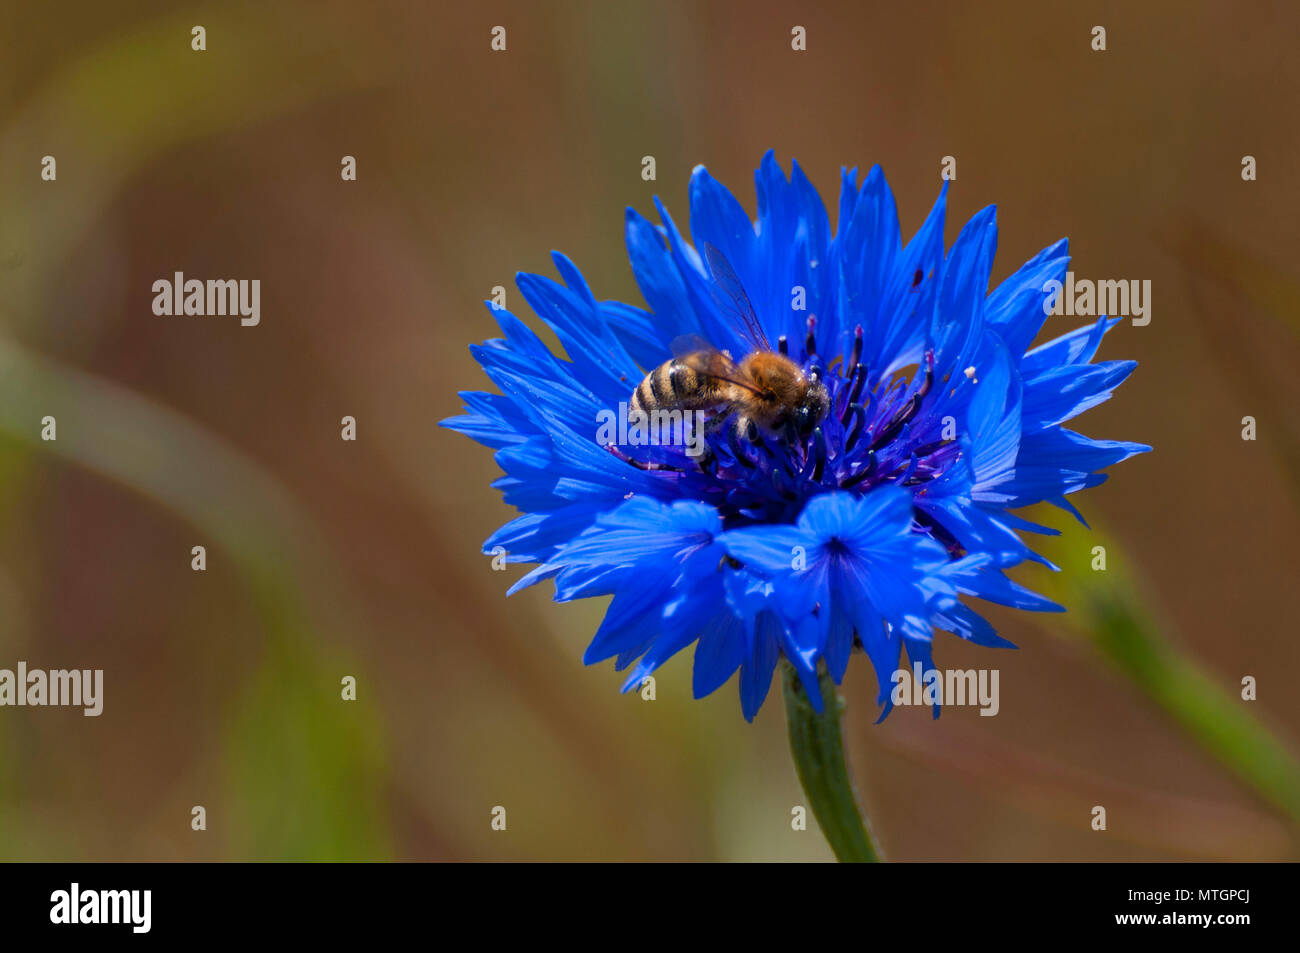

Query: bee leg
[[700, 411, 732, 438], [733, 415, 760, 445], [695, 443, 718, 473], [692, 409, 728, 442], [676, 414, 716, 471], [725, 417, 758, 468]]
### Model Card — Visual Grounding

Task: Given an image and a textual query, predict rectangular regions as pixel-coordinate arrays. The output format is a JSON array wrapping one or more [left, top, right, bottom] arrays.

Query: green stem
[[1034, 516, 1300, 836], [782, 661, 883, 862]]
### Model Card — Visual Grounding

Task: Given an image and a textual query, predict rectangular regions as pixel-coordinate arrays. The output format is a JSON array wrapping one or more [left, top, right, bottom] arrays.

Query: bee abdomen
[[631, 375, 655, 416], [669, 361, 704, 403], [651, 362, 677, 404], [632, 360, 700, 415]]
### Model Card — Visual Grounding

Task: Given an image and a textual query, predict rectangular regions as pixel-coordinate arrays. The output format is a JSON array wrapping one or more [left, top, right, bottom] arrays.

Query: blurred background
[[0, 0, 1298, 861]]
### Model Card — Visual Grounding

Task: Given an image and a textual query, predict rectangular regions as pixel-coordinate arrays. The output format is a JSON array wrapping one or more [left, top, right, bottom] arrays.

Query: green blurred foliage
[[1035, 511, 1300, 841]]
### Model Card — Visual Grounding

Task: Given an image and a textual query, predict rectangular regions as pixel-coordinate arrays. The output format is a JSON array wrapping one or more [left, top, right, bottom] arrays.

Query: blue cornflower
[[443, 151, 1148, 721]]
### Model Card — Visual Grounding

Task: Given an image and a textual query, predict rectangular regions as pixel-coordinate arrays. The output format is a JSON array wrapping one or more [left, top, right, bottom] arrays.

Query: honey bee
[[629, 244, 830, 445]]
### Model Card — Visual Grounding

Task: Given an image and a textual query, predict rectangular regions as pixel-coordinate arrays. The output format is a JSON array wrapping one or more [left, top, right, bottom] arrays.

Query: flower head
[[444, 152, 1148, 721]]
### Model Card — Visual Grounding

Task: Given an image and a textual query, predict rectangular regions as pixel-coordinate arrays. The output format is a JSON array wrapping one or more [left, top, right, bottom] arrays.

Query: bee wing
[[674, 343, 766, 397], [702, 242, 772, 353], [670, 333, 717, 359]]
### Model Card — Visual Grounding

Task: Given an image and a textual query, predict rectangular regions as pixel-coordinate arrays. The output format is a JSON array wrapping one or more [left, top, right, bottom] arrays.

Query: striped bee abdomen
[[630, 358, 713, 418]]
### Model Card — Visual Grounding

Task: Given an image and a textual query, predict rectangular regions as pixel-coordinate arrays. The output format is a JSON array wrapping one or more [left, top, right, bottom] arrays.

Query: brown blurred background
[[0, 0, 1297, 861]]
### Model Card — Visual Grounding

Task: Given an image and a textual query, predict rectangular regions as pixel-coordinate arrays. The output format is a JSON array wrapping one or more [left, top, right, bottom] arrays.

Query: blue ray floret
[[443, 152, 1149, 721]]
